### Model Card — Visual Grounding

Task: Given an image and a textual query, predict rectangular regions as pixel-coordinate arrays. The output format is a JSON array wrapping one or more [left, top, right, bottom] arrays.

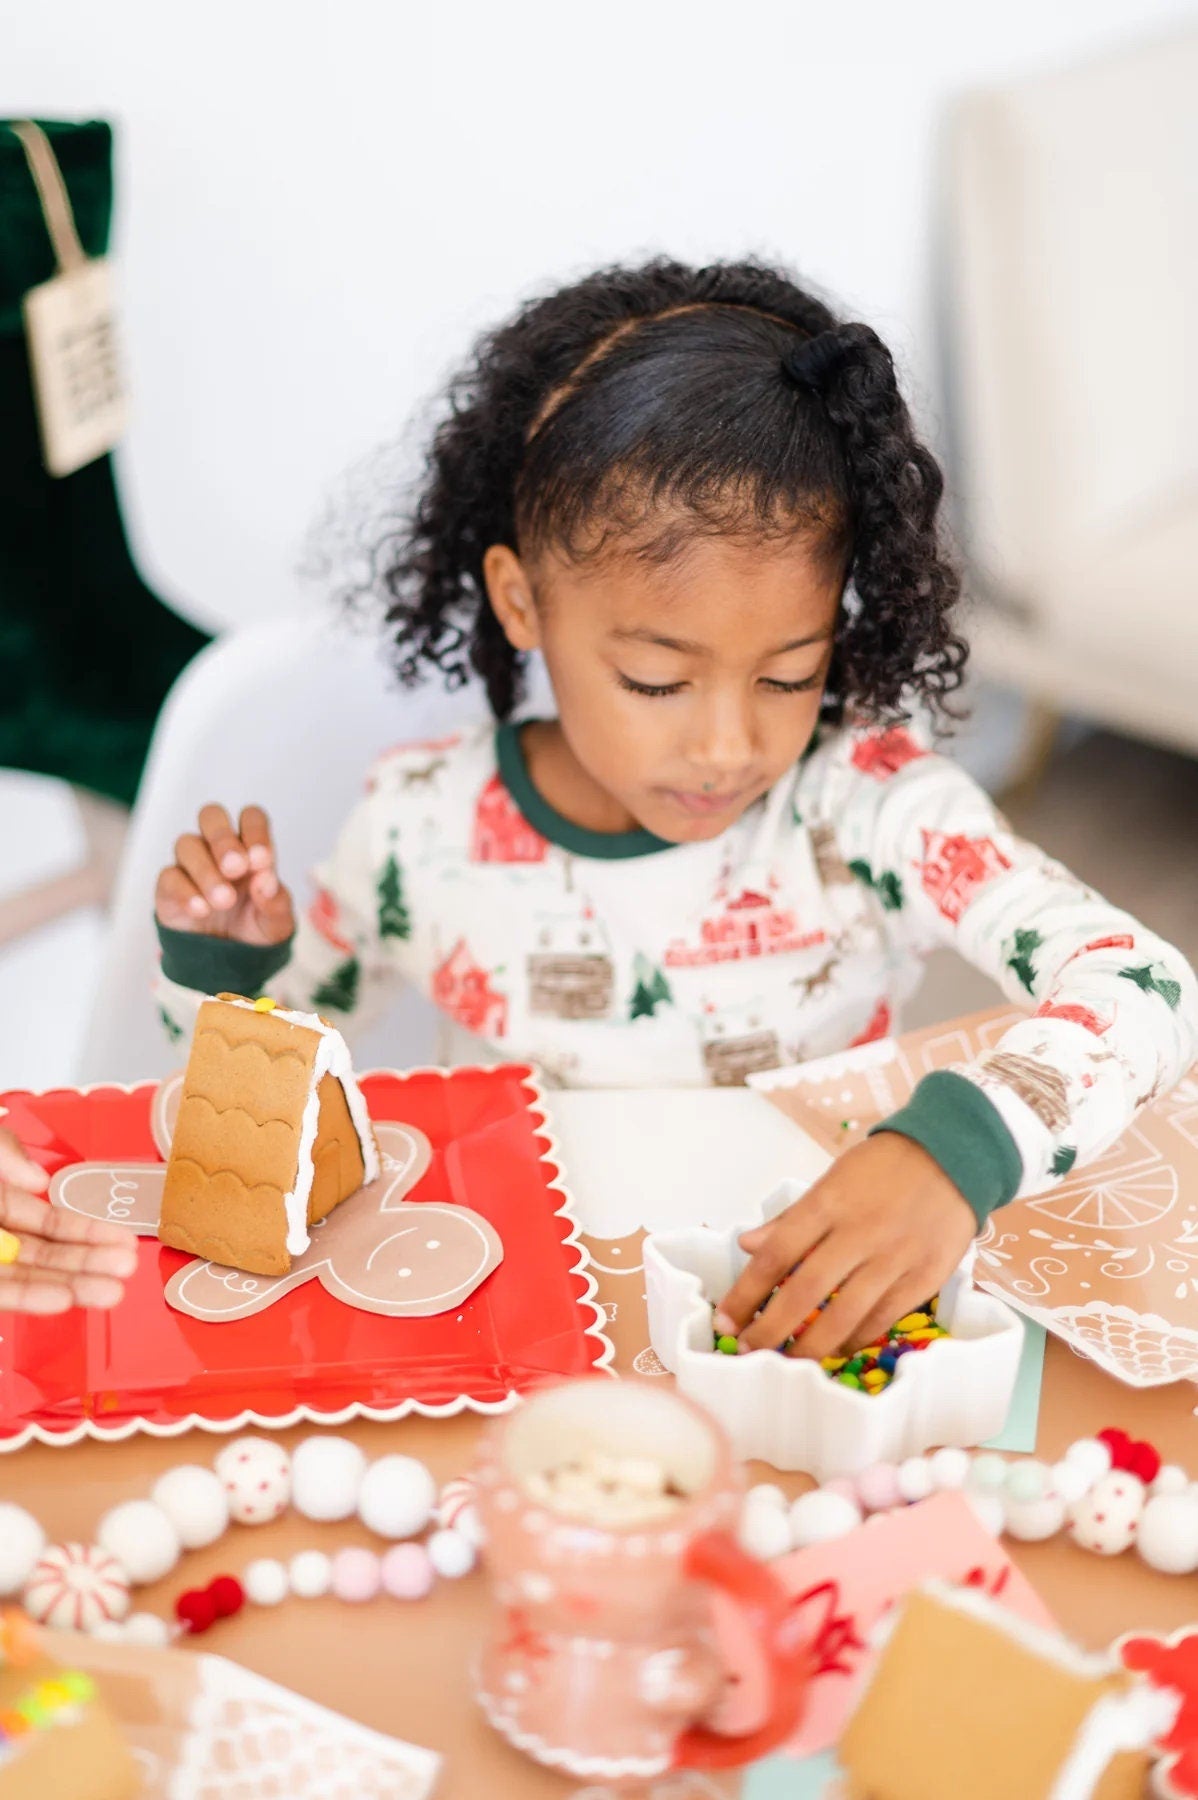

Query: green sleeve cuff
[[156, 921, 294, 998], [870, 1070, 1023, 1228]]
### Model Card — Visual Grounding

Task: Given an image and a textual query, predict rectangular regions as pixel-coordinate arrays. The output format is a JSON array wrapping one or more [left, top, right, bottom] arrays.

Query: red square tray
[[0, 1066, 611, 1451]]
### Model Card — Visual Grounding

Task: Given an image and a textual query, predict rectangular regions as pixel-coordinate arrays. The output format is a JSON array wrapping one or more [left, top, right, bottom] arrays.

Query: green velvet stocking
[[0, 119, 210, 806]]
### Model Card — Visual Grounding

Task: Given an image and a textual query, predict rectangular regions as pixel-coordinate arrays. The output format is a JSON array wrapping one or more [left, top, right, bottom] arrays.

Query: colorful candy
[[710, 1288, 950, 1393]]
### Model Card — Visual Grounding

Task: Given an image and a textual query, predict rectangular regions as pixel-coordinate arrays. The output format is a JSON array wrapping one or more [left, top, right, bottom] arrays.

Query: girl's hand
[[155, 804, 295, 946], [715, 1135, 976, 1359], [0, 1129, 138, 1313]]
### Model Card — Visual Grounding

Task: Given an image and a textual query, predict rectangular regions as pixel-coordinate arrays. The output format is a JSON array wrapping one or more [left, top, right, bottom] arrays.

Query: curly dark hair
[[377, 256, 967, 725]]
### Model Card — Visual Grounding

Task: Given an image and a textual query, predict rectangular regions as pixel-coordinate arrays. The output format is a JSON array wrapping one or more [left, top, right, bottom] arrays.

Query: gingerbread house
[[0, 1612, 138, 1799], [838, 1583, 1177, 1800], [157, 994, 379, 1278]]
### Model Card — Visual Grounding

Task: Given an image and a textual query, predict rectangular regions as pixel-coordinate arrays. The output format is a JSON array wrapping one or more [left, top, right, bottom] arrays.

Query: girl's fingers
[[155, 865, 211, 927], [786, 1264, 900, 1361], [716, 1200, 828, 1334], [251, 881, 295, 943], [831, 1279, 926, 1363], [15, 1231, 138, 1280], [239, 806, 275, 873], [0, 1272, 73, 1314], [0, 1267, 125, 1312], [0, 1130, 48, 1194], [198, 804, 248, 880], [736, 1238, 856, 1353], [175, 834, 237, 911], [0, 1186, 139, 1251]]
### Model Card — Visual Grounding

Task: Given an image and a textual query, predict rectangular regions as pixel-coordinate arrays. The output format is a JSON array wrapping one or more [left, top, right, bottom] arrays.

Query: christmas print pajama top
[[156, 719, 1198, 1227]]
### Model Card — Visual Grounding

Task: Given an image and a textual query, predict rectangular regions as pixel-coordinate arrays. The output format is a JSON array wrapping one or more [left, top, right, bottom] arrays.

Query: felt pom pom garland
[[739, 1424, 1198, 1577], [7, 1434, 482, 1645]]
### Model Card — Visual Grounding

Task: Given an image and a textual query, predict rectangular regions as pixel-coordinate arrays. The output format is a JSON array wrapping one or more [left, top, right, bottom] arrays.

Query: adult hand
[[715, 1135, 975, 1358], [0, 1129, 138, 1313], [154, 804, 295, 946]]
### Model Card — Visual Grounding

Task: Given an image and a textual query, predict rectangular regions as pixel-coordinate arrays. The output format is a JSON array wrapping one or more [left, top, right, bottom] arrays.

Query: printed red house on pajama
[[918, 830, 1012, 925], [471, 776, 549, 864], [433, 939, 509, 1036], [850, 727, 927, 780], [665, 875, 825, 968]]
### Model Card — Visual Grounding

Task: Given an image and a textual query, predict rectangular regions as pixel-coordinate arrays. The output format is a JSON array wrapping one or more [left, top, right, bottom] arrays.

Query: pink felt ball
[[331, 1547, 381, 1604], [380, 1543, 434, 1601], [855, 1464, 903, 1513]]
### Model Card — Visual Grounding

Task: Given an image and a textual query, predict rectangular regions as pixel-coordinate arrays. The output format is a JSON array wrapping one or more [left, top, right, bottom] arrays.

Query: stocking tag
[[10, 119, 129, 477], [23, 257, 127, 477]]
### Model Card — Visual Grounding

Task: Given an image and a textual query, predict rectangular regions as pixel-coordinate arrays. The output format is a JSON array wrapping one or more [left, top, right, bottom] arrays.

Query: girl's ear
[[483, 544, 542, 653]]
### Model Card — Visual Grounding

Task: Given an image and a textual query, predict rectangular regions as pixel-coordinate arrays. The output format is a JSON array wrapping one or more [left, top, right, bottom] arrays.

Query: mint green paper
[[982, 1316, 1046, 1452]]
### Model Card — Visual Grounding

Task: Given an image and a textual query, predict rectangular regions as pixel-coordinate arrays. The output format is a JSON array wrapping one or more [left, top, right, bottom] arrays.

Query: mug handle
[[671, 1529, 811, 1771]]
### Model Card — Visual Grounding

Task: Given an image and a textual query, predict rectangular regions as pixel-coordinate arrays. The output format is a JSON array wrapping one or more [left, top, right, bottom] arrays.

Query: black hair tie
[[781, 331, 851, 394]]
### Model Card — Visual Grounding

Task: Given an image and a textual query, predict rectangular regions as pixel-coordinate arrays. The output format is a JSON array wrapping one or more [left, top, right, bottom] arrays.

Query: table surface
[[6, 1088, 1198, 1798]]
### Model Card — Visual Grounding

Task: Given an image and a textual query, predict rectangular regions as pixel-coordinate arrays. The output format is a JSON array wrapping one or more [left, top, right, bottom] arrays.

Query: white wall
[[4, 0, 1195, 634]]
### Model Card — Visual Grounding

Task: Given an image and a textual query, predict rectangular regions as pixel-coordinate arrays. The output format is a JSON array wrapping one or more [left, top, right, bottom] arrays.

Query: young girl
[[153, 257, 1196, 1360]]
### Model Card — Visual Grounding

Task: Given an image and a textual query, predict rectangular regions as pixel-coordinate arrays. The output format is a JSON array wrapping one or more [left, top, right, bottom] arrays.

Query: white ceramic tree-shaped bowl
[[644, 1182, 1024, 1481]]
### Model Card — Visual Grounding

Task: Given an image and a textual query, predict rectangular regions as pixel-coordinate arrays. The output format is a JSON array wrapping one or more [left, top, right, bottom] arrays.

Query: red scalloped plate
[[0, 1066, 611, 1450]]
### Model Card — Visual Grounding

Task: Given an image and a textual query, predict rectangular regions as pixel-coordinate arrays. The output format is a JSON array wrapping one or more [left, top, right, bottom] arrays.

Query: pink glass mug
[[473, 1379, 810, 1785]]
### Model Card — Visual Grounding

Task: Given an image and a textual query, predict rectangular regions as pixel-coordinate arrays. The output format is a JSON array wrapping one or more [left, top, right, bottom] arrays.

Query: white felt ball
[[151, 1466, 230, 1550], [746, 1483, 789, 1512], [1152, 1464, 1189, 1498], [291, 1437, 367, 1523], [961, 1491, 1005, 1537], [967, 1454, 1009, 1495], [738, 1500, 794, 1562], [1048, 1460, 1093, 1508], [214, 1437, 292, 1525], [97, 1500, 181, 1586], [0, 1503, 45, 1596], [788, 1490, 862, 1549], [124, 1612, 171, 1649], [1064, 1437, 1112, 1486], [1137, 1495, 1198, 1575], [427, 1529, 476, 1580], [24, 1543, 130, 1630], [1069, 1472, 1145, 1555], [89, 1621, 127, 1643], [357, 1456, 436, 1540], [929, 1447, 971, 1491], [245, 1558, 290, 1606], [289, 1550, 333, 1600], [897, 1457, 934, 1504], [1003, 1491, 1067, 1543]]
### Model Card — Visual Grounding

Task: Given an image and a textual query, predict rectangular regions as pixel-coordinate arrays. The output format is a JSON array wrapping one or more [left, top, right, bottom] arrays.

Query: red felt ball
[[1127, 1442, 1162, 1485], [208, 1575, 245, 1619], [175, 1588, 218, 1634]]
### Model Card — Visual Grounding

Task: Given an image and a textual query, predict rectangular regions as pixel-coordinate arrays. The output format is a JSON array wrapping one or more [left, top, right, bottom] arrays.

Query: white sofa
[[942, 29, 1198, 759]]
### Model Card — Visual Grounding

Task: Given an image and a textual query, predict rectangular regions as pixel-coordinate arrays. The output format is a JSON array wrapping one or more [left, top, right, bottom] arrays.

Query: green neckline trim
[[495, 723, 674, 861]]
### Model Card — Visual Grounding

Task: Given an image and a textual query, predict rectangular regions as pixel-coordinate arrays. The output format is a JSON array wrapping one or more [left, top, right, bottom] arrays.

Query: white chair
[[941, 29, 1198, 764], [78, 614, 547, 1084]]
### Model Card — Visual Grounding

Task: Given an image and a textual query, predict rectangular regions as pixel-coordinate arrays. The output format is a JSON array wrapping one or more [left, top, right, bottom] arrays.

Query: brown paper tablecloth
[[6, 1245, 1198, 1797]]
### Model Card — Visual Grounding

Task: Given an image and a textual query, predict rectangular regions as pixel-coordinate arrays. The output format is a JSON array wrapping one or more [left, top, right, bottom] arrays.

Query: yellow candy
[[862, 1369, 888, 1389], [36, 1680, 74, 1710], [0, 1230, 20, 1266], [252, 996, 277, 1012], [893, 1312, 931, 1333], [821, 1356, 847, 1371], [907, 1327, 946, 1342]]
